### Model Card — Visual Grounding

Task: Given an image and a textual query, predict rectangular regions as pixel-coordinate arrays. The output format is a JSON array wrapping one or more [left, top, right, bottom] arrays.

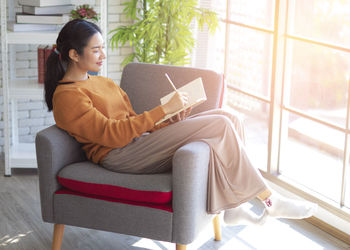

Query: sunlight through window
[[208, 0, 350, 215]]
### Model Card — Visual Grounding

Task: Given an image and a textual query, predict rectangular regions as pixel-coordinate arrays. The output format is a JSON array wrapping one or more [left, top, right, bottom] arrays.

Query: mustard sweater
[[53, 75, 168, 164]]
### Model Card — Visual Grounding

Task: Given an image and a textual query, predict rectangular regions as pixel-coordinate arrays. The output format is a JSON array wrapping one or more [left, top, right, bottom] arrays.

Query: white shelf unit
[[9, 79, 44, 99], [7, 31, 59, 44], [1, 0, 108, 176]]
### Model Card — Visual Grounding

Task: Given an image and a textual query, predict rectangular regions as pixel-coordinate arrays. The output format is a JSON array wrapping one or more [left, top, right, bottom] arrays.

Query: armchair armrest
[[35, 125, 86, 223], [171, 141, 213, 244]]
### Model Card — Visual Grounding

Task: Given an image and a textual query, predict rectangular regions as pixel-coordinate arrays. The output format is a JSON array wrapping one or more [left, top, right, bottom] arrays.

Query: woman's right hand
[[162, 91, 188, 115]]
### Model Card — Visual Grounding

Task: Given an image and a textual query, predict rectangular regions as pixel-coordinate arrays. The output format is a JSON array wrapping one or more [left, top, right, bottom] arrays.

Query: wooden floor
[[1, 169, 349, 250]]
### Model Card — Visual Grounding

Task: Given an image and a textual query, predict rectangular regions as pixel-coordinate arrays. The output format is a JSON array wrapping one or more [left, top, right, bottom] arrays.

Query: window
[[206, 0, 350, 217]]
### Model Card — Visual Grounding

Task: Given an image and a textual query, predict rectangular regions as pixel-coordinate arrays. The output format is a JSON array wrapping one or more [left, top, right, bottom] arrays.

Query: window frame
[[221, 0, 350, 221]]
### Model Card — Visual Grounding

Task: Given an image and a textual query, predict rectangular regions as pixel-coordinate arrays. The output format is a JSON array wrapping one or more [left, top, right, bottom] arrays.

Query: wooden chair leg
[[52, 224, 65, 250], [213, 215, 222, 241], [176, 243, 187, 250]]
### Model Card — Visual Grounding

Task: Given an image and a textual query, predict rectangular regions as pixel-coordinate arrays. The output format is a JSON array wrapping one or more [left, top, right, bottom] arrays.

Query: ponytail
[[44, 19, 102, 111], [44, 49, 65, 111]]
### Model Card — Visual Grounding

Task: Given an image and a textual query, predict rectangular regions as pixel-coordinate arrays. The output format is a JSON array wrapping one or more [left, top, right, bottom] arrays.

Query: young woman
[[45, 19, 317, 226]]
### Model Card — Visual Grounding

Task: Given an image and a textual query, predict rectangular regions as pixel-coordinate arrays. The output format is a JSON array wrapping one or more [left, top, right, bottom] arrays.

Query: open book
[[156, 77, 207, 125]]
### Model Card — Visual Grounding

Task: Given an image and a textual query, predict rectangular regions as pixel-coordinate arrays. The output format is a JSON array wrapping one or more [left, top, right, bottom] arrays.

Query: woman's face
[[77, 32, 106, 73]]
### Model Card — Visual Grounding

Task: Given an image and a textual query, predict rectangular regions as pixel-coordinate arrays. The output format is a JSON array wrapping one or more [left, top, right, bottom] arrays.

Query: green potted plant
[[109, 0, 219, 66], [70, 4, 99, 23]]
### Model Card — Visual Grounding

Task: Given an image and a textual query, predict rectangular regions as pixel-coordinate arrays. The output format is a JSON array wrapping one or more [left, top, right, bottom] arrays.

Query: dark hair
[[44, 19, 101, 111]]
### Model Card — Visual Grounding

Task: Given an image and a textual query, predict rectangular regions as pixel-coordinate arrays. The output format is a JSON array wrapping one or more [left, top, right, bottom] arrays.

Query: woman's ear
[[68, 49, 79, 63]]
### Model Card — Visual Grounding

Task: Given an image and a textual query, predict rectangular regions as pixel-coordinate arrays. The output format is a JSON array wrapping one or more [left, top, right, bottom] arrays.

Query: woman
[[45, 19, 317, 226]]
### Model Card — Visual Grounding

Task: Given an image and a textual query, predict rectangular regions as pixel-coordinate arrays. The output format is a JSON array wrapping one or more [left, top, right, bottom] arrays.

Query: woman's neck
[[62, 65, 89, 82]]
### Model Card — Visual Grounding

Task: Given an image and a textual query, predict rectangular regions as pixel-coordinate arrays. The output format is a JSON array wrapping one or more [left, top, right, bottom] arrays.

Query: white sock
[[264, 193, 318, 219], [223, 205, 267, 226]]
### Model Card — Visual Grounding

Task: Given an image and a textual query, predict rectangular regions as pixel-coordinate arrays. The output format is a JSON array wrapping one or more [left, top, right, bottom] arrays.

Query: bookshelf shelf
[[9, 79, 44, 99], [7, 31, 58, 44], [1, 0, 108, 176]]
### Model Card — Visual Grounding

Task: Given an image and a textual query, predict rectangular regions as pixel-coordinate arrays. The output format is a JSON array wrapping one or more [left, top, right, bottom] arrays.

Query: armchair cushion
[[57, 161, 172, 204]]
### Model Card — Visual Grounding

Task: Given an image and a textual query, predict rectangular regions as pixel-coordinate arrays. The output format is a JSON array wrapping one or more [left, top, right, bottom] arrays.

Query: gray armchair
[[36, 63, 224, 250]]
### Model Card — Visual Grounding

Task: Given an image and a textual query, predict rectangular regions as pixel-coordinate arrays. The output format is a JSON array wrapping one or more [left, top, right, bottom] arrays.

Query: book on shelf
[[19, 0, 72, 7], [16, 13, 70, 24], [155, 77, 207, 125], [37, 45, 46, 84], [22, 4, 74, 15], [7, 21, 59, 32], [37, 45, 54, 84]]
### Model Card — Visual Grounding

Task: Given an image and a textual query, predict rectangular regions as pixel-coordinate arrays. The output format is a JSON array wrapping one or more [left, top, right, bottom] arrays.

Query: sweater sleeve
[[53, 88, 166, 148]]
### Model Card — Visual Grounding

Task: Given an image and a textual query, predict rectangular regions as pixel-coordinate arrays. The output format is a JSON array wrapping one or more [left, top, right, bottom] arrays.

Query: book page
[[155, 77, 207, 125]]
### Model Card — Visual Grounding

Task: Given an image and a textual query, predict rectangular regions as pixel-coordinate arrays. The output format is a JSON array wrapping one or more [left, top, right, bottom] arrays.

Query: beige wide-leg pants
[[102, 109, 268, 213]]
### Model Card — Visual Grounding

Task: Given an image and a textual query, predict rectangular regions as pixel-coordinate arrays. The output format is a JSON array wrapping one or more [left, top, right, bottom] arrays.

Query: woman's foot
[[263, 193, 318, 219], [223, 205, 268, 226]]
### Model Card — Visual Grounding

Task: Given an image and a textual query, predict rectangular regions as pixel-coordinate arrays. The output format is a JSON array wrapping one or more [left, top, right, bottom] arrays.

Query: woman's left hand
[[168, 107, 192, 124]]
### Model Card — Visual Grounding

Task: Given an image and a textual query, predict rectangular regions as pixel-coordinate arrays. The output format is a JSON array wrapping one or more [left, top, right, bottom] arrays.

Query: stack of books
[[8, 0, 74, 32]]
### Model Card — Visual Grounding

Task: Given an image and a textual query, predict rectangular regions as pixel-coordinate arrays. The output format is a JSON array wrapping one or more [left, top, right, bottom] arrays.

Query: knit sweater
[[52, 75, 168, 164]]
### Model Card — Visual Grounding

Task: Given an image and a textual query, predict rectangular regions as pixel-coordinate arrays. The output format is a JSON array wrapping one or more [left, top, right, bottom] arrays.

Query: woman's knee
[[221, 110, 245, 125], [187, 113, 234, 131], [207, 114, 233, 128]]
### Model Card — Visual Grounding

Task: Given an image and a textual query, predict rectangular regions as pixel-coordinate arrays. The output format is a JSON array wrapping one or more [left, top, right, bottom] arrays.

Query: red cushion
[[55, 189, 173, 212], [57, 162, 172, 205], [57, 176, 172, 204]]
